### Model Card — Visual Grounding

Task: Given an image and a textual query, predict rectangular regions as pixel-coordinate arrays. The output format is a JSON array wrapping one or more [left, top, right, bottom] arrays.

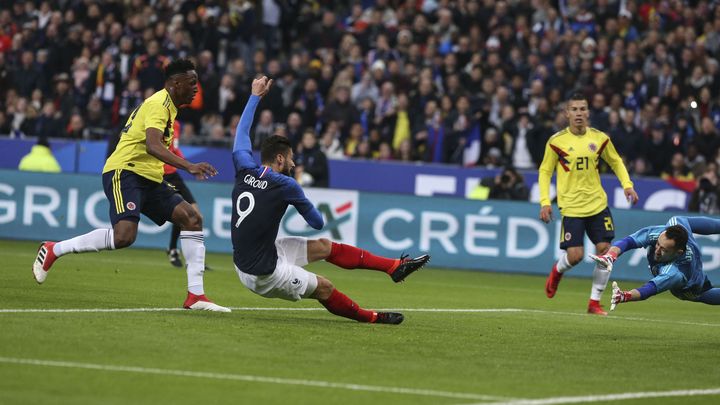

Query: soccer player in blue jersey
[[590, 216, 720, 308], [231, 76, 430, 325]]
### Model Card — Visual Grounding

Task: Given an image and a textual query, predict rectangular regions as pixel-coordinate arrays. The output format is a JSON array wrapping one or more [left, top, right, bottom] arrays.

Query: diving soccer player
[[591, 216, 720, 307]]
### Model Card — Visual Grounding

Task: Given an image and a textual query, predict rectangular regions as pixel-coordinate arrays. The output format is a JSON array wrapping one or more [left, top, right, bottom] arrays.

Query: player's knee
[[187, 209, 203, 229], [192, 205, 204, 222], [113, 230, 136, 249], [567, 251, 583, 265], [313, 276, 335, 301], [317, 238, 333, 257], [176, 206, 202, 231]]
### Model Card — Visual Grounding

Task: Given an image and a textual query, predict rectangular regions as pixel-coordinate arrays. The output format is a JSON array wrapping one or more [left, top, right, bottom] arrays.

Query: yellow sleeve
[[538, 140, 557, 207], [144, 101, 169, 132], [601, 136, 634, 189]]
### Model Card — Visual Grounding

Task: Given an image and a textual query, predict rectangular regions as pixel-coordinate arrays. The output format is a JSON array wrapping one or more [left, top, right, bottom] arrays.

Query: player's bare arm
[[146, 128, 217, 180]]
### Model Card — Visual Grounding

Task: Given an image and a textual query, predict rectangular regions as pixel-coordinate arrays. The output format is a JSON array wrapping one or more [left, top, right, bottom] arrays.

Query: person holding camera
[[689, 163, 720, 215], [489, 167, 529, 201]]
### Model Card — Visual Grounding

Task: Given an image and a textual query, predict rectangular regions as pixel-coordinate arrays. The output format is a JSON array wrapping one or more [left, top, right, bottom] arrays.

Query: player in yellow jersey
[[539, 93, 639, 315], [32, 59, 230, 312]]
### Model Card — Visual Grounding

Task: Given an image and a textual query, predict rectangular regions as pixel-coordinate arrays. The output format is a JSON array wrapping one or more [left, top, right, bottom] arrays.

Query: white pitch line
[[0, 307, 717, 327], [468, 388, 720, 405], [0, 307, 522, 314], [0, 357, 511, 401], [519, 309, 720, 328]]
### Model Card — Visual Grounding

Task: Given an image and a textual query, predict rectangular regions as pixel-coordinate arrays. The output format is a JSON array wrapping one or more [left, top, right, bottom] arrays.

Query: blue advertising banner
[[354, 193, 720, 284], [1, 170, 718, 284]]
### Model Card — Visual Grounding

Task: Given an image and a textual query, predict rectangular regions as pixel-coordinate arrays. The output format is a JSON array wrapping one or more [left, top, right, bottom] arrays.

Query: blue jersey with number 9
[[231, 95, 323, 275]]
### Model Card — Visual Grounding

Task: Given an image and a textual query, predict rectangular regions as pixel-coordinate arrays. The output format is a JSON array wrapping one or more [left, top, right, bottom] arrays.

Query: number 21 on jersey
[[575, 156, 589, 170]]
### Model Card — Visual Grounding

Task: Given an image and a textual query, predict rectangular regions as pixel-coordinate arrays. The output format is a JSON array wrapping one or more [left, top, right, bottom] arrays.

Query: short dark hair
[[37, 136, 50, 148], [164, 58, 195, 81], [569, 92, 586, 102], [665, 224, 688, 252], [260, 135, 292, 164]]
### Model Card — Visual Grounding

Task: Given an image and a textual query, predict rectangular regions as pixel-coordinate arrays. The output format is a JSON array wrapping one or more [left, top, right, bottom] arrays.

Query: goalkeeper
[[590, 216, 720, 309]]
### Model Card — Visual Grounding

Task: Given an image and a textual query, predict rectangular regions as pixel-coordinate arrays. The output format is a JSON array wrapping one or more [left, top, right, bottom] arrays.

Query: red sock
[[326, 243, 399, 273], [319, 289, 377, 323]]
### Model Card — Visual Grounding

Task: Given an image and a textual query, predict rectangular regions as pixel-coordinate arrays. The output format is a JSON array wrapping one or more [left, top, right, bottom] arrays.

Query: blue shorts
[[560, 207, 615, 249], [102, 169, 184, 226]]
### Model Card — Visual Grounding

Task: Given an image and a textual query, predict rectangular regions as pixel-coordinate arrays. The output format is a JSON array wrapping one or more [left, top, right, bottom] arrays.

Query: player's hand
[[188, 162, 218, 180], [251, 75, 273, 97], [624, 188, 639, 205], [589, 253, 615, 271], [539, 205, 553, 223], [610, 281, 632, 311]]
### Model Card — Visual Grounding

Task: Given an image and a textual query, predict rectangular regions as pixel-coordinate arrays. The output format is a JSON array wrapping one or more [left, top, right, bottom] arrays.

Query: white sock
[[53, 229, 115, 257], [180, 230, 205, 295], [556, 252, 573, 273], [590, 263, 611, 301]]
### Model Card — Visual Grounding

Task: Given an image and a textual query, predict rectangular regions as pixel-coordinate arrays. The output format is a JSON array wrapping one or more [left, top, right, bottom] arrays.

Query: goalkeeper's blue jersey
[[628, 216, 709, 298]]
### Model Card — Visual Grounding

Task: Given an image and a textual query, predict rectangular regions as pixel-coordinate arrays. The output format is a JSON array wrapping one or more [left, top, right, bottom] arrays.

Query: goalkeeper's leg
[[696, 288, 720, 305]]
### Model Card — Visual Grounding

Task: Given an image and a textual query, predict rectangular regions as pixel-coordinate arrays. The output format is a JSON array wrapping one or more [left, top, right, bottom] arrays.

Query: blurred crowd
[[2, 0, 720, 186]]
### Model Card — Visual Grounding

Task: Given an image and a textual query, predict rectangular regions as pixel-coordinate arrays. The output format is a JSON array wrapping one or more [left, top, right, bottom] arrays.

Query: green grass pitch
[[1, 239, 719, 405]]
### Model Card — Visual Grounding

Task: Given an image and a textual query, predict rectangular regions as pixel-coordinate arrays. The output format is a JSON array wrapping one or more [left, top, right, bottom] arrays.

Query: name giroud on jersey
[[243, 174, 268, 189]]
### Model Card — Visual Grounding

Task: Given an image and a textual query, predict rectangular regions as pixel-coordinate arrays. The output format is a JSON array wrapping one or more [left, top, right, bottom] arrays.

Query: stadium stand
[[1, 0, 719, 179]]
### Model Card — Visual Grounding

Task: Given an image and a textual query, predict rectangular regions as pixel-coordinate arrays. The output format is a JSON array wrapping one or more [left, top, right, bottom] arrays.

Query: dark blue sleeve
[[232, 95, 261, 171], [284, 180, 324, 230], [636, 281, 658, 300], [612, 236, 639, 254]]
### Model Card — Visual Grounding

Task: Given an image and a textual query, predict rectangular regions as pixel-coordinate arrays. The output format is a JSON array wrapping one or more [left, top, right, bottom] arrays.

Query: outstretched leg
[[312, 276, 403, 324], [313, 239, 430, 282], [696, 288, 720, 305], [32, 221, 135, 284]]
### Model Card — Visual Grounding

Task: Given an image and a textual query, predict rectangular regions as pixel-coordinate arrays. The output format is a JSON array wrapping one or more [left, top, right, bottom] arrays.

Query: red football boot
[[587, 299, 608, 316], [33, 241, 57, 284], [545, 263, 563, 298], [183, 292, 231, 313]]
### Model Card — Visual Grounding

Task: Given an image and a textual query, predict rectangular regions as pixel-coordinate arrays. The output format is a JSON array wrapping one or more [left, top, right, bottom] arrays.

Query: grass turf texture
[[1, 239, 719, 405]]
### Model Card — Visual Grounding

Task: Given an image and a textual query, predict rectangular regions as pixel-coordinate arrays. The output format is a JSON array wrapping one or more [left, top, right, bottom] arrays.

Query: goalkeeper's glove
[[589, 251, 618, 271], [610, 281, 632, 311]]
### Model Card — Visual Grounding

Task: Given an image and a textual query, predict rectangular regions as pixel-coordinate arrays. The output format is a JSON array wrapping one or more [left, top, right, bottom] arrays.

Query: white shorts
[[235, 237, 318, 302]]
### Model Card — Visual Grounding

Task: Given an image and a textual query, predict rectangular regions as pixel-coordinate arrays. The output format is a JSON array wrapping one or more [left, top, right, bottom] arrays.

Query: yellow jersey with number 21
[[103, 89, 177, 183], [538, 127, 633, 218]]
